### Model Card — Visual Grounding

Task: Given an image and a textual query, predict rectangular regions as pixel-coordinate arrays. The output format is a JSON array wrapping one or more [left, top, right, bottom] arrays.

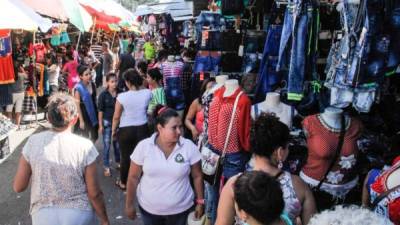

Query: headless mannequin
[[167, 55, 175, 62], [216, 75, 228, 86], [319, 107, 350, 130], [223, 79, 239, 97], [251, 92, 296, 128], [304, 107, 350, 137]]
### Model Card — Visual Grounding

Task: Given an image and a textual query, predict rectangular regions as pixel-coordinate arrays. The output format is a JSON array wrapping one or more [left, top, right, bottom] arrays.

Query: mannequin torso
[[223, 79, 239, 97], [167, 55, 175, 62], [319, 107, 350, 131], [251, 92, 296, 128]]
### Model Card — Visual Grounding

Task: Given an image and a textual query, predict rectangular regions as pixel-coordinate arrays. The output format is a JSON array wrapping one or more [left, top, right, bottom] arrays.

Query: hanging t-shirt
[[63, 60, 79, 90], [251, 102, 297, 128], [0, 30, 15, 84], [34, 43, 47, 63]]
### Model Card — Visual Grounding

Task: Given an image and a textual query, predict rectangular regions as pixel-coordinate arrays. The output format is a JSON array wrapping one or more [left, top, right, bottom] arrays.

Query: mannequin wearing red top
[[206, 79, 252, 224], [300, 107, 362, 210]]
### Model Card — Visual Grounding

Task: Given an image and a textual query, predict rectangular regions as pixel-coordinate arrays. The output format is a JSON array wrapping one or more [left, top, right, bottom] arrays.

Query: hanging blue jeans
[[195, 12, 225, 50], [387, 7, 400, 71], [325, 0, 367, 89], [242, 53, 261, 73], [277, 1, 314, 101], [255, 25, 282, 103], [193, 54, 221, 74], [165, 77, 185, 111]]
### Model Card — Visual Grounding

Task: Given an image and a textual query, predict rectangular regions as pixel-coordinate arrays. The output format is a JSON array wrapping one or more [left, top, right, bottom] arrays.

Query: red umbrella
[[80, 4, 120, 31]]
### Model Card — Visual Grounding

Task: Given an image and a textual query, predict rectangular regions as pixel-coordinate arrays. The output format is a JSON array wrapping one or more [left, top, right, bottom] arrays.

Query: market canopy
[[0, 0, 52, 31], [135, 0, 194, 21], [21, 0, 93, 32], [79, 0, 137, 31]]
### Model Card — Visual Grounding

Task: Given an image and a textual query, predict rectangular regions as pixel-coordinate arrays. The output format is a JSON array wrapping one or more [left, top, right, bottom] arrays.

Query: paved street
[[0, 126, 143, 225]]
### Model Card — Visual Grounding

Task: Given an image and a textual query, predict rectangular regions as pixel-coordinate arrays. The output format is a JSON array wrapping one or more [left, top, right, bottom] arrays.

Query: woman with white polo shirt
[[125, 105, 205, 225]]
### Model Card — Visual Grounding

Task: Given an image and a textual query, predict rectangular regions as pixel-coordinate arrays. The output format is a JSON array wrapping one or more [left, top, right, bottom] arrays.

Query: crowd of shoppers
[[9, 32, 399, 225]]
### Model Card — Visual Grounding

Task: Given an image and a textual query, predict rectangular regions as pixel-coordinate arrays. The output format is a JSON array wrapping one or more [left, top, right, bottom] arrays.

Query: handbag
[[201, 91, 244, 185]]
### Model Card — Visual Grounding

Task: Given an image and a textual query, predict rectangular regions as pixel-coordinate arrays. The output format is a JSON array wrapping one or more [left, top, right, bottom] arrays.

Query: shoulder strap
[[371, 184, 400, 210], [314, 114, 346, 191], [221, 91, 243, 158]]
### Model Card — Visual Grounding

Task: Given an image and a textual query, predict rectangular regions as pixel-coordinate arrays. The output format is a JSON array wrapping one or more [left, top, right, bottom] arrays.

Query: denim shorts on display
[[198, 30, 222, 51], [193, 53, 221, 74], [244, 30, 267, 53], [242, 53, 262, 73], [195, 12, 225, 49], [353, 86, 376, 113], [330, 87, 354, 108]]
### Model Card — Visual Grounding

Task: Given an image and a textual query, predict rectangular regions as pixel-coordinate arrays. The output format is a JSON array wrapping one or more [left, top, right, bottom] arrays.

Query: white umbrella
[[21, 0, 93, 32], [0, 0, 51, 31], [12, 0, 52, 32]]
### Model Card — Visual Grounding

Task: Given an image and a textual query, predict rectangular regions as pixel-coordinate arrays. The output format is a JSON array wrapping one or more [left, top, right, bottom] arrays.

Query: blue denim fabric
[[330, 87, 354, 108], [182, 21, 191, 37], [205, 144, 249, 224], [387, 8, 400, 69], [392, 7, 400, 29], [244, 31, 266, 53], [325, 1, 365, 89], [102, 120, 120, 168], [241, 53, 261, 73], [165, 77, 185, 111], [195, 12, 226, 50], [353, 86, 376, 113], [193, 54, 221, 74], [277, 1, 313, 101], [139, 206, 190, 225], [255, 25, 282, 103], [198, 30, 222, 51]]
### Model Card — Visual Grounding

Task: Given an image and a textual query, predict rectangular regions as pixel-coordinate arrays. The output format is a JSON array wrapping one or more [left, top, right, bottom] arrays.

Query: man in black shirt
[[116, 44, 135, 92]]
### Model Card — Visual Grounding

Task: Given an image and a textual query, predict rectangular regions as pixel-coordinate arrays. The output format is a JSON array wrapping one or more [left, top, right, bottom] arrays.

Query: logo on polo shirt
[[175, 153, 185, 163]]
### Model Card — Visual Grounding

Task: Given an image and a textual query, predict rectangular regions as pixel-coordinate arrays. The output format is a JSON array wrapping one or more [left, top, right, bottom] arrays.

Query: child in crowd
[[98, 73, 121, 177], [146, 68, 167, 116], [136, 60, 148, 88]]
